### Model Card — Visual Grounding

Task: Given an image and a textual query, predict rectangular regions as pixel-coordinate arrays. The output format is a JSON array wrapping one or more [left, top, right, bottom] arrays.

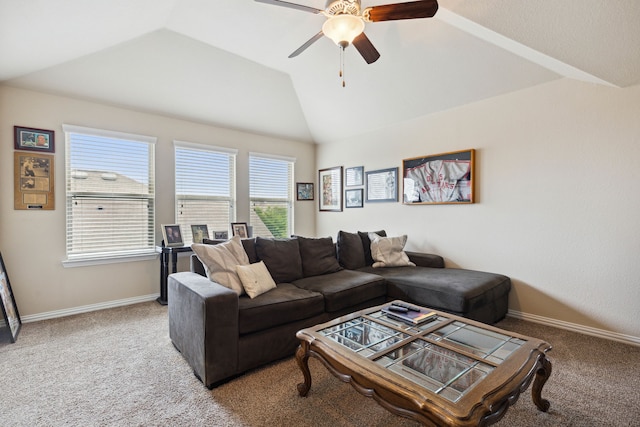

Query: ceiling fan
[[255, 0, 439, 64]]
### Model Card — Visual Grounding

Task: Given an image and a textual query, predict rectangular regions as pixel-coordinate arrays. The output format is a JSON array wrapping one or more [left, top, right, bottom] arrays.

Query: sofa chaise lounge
[[168, 231, 511, 388]]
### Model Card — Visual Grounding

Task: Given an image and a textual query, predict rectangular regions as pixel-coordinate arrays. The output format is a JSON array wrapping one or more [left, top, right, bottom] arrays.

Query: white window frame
[[249, 152, 295, 238], [62, 124, 156, 267], [174, 141, 237, 243]]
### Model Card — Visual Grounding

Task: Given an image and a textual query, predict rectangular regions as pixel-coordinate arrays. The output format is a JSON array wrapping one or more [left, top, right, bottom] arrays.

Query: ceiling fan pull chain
[[340, 45, 346, 87]]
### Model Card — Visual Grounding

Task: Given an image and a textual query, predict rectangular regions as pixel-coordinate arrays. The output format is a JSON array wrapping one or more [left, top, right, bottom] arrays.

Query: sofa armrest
[[168, 272, 239, 388], [406, 251, 445, 268]]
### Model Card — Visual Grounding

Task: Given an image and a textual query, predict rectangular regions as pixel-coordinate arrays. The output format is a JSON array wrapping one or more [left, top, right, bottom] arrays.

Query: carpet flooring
[[1, 302, 638, 426]]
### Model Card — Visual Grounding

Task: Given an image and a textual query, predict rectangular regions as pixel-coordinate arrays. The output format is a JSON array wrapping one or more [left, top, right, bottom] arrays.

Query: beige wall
[[0, 85, 316, 318], [316, 79, 640, 342]]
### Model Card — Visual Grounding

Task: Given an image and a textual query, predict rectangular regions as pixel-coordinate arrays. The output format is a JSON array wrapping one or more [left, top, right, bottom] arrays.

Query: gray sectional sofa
[[168, 231, 511, 389]]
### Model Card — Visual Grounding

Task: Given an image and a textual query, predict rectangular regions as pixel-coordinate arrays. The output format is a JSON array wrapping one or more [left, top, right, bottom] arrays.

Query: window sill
[[62, 253, 157, 268]]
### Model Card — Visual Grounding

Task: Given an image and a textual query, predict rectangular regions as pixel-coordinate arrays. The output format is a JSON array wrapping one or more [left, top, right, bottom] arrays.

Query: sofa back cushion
[[295, 236, 343, 277], [336, 231, 366, 269], [255, 237, 304, 283]]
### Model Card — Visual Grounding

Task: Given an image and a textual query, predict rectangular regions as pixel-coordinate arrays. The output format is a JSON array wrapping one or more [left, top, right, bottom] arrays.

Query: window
[[63, 125, 156, 263], [175, 141, 236, 243], [249, 153, 295, 238]]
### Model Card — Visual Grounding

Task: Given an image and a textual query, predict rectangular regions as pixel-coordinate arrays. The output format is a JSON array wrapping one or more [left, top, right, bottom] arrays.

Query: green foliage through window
[[253, 206, 288, 238]]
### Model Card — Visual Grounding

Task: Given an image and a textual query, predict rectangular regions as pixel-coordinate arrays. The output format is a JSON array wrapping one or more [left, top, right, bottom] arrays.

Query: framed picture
[[345, 166, 364, 187], [214, 231, 229, 240], [161, 224, 183, 247], [345, 189, 364, 208], [14, 126, 55, 153], [296, 182, 314, 201], [231, 222, 249, 238], [190, 225, 209, 243], [402, 149, 475, 204], [0, 252, 22, 343], [319, 166, 343, 212], [365, 167, 398, 203], [14, 152, 55, 210]]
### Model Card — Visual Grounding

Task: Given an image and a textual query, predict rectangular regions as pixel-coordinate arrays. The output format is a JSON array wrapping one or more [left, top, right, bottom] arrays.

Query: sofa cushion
[[369, 233, 416, 268], [237, 284, 324, 335], [241, 238, 260, 264], [191, 235, 249, 295], [358, 230, 386, 266], [295, 236, 343, 277], [336, 230, 366, 269], [236, 261, 277, 298], [255, 237, 304, 283], [362, 265, 511, 314], [293, 269, 387, 313]]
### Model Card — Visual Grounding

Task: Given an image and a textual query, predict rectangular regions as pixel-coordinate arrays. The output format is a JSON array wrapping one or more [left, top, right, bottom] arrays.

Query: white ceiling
[[1, 0, 639, 144]]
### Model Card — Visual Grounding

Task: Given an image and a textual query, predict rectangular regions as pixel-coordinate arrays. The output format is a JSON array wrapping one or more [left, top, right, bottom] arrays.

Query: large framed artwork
[[365, 167, 398, 203], [14, 152, 55, 210], [0, 252, 22, 343], [402, 149, 475, 204], [319, 166, 343, 211]]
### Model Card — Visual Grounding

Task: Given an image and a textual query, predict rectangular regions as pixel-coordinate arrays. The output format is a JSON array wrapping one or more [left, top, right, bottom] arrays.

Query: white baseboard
[[507, 309, 640, 347], [20, 294, 161, 323]]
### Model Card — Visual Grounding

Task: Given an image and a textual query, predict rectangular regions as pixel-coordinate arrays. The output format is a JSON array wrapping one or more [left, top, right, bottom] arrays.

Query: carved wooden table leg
[[296, 342, 312, 397], [532, 355, 552, 412]]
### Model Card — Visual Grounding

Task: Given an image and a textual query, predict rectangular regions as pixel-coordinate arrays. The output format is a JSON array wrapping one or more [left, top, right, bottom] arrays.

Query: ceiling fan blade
[[365, 0, 439, 22], [289, 31, 324, 58], [352, 32, 380, 64], [254, 0, 323, 14]]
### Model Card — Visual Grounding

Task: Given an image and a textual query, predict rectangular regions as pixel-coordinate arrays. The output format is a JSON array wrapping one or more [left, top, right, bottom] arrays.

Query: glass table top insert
[[318, 311, 527, 402]]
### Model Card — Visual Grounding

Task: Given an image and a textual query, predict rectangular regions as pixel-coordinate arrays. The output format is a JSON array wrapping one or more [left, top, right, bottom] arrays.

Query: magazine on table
[[382, 304, 437, 325]]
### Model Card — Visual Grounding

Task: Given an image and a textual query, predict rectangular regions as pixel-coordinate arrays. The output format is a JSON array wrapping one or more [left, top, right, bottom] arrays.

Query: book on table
[[381, 305, 437, 325]]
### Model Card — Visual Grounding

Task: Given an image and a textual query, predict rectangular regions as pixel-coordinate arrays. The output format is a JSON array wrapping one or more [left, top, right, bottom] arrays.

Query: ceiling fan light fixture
[[322, 14, 365, 47]]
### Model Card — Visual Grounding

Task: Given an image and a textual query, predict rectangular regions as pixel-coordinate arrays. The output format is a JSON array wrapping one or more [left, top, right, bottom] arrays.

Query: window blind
[[63, 125, 156, 261], [175, 142, 236, 243], [249, 153, 295, 238]]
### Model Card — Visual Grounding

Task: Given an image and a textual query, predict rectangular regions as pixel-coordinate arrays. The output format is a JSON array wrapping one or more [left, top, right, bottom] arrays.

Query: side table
[[156, 245, 192, 305]]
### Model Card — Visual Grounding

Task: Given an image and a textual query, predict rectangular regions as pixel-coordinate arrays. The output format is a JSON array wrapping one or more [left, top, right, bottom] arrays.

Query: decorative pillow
[[368, 233, 416, 268], [295, 236, 342, 277], [236, 261, 277, 298], [358, 230, 387, 266], [255, 237, 304, 283], [336, 231, 366, 269], [191, 235, 250, 294]]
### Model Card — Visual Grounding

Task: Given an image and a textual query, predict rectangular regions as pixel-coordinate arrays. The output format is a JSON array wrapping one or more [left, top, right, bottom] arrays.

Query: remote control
[[387, 305, 409, 313], [391, 302, 420, 312]]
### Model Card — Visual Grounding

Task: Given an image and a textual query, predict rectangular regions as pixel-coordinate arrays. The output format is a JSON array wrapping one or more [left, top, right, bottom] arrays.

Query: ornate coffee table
[[296, 301, 552, 426]]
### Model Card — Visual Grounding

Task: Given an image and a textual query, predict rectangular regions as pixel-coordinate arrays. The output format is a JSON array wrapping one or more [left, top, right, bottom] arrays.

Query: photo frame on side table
[[214, 231, 229, 240], [365, 167, 398, 203], [296, 182, 314, 201], [190, 225, 209, 244], [231, 222, 249, 238], [403, 149, 475, 204], [161, 224, 183, 247], [14, 126, 55, 153], [345, 189, 364, 208], [0, 252, 22, 343], [319, 166, 343, 211]]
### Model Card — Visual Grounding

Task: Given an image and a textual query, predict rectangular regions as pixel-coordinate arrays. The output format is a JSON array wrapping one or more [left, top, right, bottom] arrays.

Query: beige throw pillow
[[368, 233, 416, 268], [236, 261, 277, 298], [191, 235, 250, 295]]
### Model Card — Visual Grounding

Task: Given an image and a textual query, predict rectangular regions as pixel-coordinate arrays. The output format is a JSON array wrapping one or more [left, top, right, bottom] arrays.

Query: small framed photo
[[190, 225, 209, 243], [231, 222, 249, 238], [214, 231, 229, 240], [0, 252, 22, 343], [296, 182, 314, 201], [14, 126, 55, 153], [345, 188, 364, 208], [366, 167, 399, 203], [319, 166, 343, 212], [345, 166, 364, 187], [161, 224, 183, 247]]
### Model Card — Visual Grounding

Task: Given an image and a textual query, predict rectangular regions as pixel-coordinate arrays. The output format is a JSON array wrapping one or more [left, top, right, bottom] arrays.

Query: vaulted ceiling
[[1, 0, 639, 144]]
